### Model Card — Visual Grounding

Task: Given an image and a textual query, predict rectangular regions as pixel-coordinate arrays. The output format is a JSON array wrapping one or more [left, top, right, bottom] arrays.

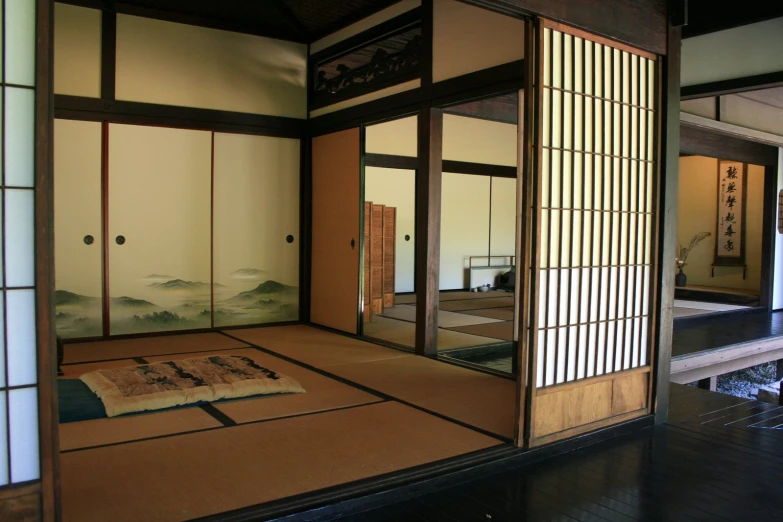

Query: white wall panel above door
[[116, 15, 307, 118]]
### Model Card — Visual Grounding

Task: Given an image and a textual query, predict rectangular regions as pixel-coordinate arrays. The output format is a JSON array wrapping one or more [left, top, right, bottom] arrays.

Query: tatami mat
[[226, 325, 411, 368], [395, 291, 515, 305], [64, 332, 249, 364], [363, 316, 500, 351], [61, 402, 502, 522], [60, 408, 222, 452], [145, 348, 382, 424], [447, 321, 514, 341], [439, 297, 515, 311], [379, 305, 503, 327], [459, 306, 516, 321], [327, 356, 516, 439]]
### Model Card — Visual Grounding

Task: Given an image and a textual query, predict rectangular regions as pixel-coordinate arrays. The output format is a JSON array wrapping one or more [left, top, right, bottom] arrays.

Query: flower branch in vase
[[675, 231, 711, 287]]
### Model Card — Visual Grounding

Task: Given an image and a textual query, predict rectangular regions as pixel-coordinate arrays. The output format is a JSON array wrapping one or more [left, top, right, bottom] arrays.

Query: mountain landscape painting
[[55, 269, 299, 338]]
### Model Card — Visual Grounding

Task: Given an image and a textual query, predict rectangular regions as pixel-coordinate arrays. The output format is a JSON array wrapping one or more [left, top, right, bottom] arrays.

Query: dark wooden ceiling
[[65, 0, 404, 44], [683, 0, 783, 39]]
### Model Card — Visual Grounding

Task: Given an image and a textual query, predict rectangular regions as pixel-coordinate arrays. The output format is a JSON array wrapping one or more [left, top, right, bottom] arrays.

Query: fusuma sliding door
[[213, 133, 300, 326], [54, 119, 103, 338], [108, 124, 212, 335], [524, 21, 658, 447], [311, 128, 361, 334]]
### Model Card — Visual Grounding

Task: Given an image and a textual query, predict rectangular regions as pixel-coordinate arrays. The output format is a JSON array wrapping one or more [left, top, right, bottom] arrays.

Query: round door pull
[[350, 238, 356, 249], [83, 235, 94, 245], [115, 235, 126, 245], [286, 235, 295, 243], [404, 234, 411, 242]]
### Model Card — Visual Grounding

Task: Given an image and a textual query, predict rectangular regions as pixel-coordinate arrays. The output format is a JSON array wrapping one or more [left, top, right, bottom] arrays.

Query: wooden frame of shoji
[[525, 19, 660, 446]]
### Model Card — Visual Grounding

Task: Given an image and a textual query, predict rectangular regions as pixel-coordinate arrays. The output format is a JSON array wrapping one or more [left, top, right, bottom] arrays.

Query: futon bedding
[[80, 355, 305, 417]]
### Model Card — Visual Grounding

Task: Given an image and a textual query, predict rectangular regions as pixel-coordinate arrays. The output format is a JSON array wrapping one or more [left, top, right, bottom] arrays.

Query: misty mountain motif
[[142, 274, 176, 282], [227, 281, 296, 303], [112, 296, 158, 309], [148, 279, 212, 292], [231, 268, 268, 280], [56, 290, 99, 306]]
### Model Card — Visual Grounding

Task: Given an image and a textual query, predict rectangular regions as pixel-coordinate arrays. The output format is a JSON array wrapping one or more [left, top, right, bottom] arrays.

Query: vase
[[675, 267, 687, 287]]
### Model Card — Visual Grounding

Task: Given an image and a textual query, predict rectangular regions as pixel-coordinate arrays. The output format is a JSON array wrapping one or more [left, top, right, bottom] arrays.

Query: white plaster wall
[[681, 17, 783, 87]]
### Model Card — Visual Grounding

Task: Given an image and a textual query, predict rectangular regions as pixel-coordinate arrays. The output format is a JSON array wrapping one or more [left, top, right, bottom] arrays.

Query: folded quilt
[[80, 355, 305, 417]]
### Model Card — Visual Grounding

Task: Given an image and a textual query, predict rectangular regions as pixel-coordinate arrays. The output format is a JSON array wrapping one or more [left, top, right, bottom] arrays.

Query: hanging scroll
[[714, 160, 746, 269]]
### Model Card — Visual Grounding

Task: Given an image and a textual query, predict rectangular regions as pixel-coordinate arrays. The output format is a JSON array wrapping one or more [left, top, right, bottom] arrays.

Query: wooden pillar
[[697, 376, 717, 392], [653, 23, 681, 425], [415, 106, 443, 356], [776, 359, 783, 382]]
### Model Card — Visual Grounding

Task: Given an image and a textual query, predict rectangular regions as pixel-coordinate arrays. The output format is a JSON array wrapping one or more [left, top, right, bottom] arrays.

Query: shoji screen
[[527, 22, 657, 446], [1, 0, 40, 485]]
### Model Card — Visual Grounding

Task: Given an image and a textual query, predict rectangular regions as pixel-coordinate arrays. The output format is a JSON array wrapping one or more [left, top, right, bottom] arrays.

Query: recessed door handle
[[351, 238, 356, 249], [115, 235, 126, 245], [286, 235, 294, 243], [83, 235, 94, 245]]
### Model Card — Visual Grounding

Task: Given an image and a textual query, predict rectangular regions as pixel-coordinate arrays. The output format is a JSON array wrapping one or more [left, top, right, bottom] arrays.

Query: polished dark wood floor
[[337, 384, 783, 521], [673, 310, 783, 357]]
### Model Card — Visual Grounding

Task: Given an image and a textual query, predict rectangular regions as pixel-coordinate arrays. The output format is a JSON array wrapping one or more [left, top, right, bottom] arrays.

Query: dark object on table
[[497, 267, 516, 291], [675, 268, 687, 287], [57, 335, 64, 376]]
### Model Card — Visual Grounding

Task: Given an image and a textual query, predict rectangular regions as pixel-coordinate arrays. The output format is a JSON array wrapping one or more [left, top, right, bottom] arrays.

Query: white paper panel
[[5, 189, 35, 287], [536, 30, 655, 388], [9, 387, 39, 482], [0, 392, 7, 486], [5, 87, 35, 187], [5, 0, 36, 86], [6, 289, 36, 387]]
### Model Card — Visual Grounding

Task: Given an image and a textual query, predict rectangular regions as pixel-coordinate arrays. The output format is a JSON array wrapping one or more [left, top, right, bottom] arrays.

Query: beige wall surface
[[213, 133, 301, 327], [309, 80, 421, 118], [365, 167, 416, 293], [681, 17, 783, 87], [440, 173, 491, 290], [490, 177, 517, 259], [310, 0, 421, 54], [366, 114, 517, 167], [54, 3, 101, 97], [433, 0, 525, 83], [54, 119, 103, 338], [116, 15, 307, 118], [678, 156, 764, 291]]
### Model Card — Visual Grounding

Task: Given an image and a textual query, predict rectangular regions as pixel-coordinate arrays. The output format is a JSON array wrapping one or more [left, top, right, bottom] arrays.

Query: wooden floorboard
[[339, 384, 783, 521]]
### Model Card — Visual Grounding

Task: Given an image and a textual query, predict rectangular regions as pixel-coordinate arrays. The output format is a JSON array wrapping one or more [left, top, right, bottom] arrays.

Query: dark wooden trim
[[100, 9, 116, 100], [365, 153, 516, 178], [679, 123, 779, 166], [309, 60, 524, 137], [415, 107, 442, 356], [100, 122, 110, 337], [35, 0, 59, 519], [56, 0, 309, 43], [310, 8, 422, 65], [760, 165, 777, 309], [681, 71, 783, 100], [428, 60, 525, 108], [357, 126, 367, 334], [420, 0, 433, 88], [653, 24, 681, 425], [309, 0, 407, 43], [54, 95, 306, 138], [209, 132, 215, 329], [300, 44, 312, 323]]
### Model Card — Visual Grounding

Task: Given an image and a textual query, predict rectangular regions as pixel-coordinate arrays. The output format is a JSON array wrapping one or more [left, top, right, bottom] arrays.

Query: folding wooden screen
[[524, 20, 659, 447], [362, 203, 397, 320]]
